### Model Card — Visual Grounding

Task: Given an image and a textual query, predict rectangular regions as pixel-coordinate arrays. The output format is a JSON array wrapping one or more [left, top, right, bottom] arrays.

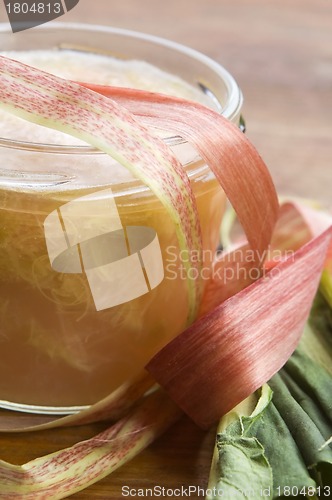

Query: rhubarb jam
[[0, 25, 242, 411]]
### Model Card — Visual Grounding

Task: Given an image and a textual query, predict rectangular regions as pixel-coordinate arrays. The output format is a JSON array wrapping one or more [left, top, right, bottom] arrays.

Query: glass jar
[[0, 23, 243, 413]]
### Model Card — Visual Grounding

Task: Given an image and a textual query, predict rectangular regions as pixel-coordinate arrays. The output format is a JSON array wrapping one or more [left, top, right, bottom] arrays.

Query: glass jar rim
[[0, 22, 243, 154]]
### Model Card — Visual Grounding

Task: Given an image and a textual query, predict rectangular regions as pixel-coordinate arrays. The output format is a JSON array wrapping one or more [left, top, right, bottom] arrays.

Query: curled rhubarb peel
[[0, 390, 181, 499], [0, 56, 203, 323], [200, 201, 331, 315], [82, 84, 279, 286], [147, 223, 332, 429], [284, 201, 332, 308]]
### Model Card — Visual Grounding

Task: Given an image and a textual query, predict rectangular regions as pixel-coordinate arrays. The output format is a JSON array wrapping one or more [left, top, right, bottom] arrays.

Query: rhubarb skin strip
[[0, 390, 181, 499], [81, 84, 279, 266], [200, 202, 316, 315], [146, 227, 332, 429]]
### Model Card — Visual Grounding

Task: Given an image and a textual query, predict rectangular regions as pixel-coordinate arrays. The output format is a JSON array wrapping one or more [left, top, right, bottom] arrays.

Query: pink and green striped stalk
[[0, 390, 181, 499]]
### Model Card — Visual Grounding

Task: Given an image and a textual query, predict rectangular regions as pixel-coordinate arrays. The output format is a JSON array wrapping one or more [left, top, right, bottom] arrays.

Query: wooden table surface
[[0, 0, 331, 498]]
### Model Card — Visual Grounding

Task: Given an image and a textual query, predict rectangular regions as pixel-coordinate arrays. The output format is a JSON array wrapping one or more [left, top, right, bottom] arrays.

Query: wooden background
[[0, 0, 331, 498]]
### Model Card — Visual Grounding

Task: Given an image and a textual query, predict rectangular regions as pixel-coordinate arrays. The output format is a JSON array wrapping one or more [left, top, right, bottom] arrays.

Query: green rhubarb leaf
[[211, 380, 322, 500], [268, 371, 332, 493], [282, 351, 332, 430], [239, 336, 332, 497], [209, 341, 332, 499], [215, 435, 272, 499], [207, 386, 273, 500], [250, 402, 317, 497]]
